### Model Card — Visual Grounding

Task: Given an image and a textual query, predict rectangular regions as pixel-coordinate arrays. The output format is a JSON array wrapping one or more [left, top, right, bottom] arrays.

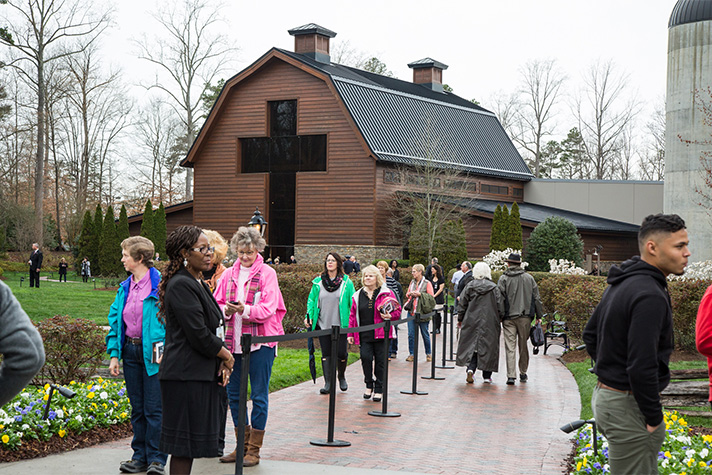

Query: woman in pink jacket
[[214, 226, 286, 467], [347, 265, 401, 402]]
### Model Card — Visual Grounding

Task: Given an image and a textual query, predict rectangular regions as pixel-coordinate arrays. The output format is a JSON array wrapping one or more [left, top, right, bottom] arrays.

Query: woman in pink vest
[[214, 226, 286, 467]]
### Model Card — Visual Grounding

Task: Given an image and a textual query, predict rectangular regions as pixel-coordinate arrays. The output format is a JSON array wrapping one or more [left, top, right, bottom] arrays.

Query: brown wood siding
[[128, 206, 194, 237], [191, 58, 375, 245]]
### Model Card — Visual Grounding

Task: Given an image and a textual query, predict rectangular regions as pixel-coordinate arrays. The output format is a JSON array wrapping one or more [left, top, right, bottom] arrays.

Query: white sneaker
[[483, 378, 492, 384], [466, 370, 474, 383]]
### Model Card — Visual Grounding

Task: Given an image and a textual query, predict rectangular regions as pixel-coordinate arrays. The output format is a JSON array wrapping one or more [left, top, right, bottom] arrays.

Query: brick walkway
[[226, 332, 580, 475]]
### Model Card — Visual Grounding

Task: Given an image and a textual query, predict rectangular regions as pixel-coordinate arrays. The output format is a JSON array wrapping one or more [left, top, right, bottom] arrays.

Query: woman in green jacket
[[306, 252, 355, 394]]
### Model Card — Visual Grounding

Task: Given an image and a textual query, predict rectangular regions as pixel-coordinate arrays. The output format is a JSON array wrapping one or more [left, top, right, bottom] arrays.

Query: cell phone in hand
[[229, 301, 240, 305]]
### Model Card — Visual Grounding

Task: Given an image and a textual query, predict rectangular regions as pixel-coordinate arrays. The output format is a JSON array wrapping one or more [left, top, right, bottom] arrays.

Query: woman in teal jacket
[[105, 236, 167, 475], [306, 252, 355, 394]]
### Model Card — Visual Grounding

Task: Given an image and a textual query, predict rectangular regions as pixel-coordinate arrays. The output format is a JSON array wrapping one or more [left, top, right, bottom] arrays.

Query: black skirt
[[159, 380, 225, 458]]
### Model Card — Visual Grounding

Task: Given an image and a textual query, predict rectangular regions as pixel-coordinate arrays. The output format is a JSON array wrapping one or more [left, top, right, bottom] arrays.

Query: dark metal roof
[[277, 48, 533, 181], [669, 0, 712, 27], [433, 195, 639, 233], [408, 58, 449, 70], [287, 23, 337, 38]]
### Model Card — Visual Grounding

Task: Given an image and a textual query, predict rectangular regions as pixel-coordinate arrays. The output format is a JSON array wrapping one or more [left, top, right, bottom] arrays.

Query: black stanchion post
[[234, 333, 252, 475], [369, 319, 400, 417], [437, 299, 454, 370], [310, 325, 350, 447], [422, 313, 445, 381], [447, 302, 456, 362], [401, 314, 427, 395]]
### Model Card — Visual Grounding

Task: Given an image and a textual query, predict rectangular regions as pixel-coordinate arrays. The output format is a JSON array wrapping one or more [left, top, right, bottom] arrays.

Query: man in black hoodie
[[583, 214, 690, 474]]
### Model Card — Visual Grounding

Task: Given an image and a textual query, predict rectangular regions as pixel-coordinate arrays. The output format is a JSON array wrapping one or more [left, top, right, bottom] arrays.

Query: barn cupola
[[407, 57, 449, 93], [288, 23, 337, 64]]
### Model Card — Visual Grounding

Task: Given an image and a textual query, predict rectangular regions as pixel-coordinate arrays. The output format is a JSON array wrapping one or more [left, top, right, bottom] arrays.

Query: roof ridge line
[[377, 151, 533, 177], [331, 75, 496, 118]]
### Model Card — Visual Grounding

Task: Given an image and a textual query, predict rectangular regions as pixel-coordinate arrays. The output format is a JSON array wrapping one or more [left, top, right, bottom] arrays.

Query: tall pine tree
[[117, 205, 130, 245], [500, 205, 510, 250], [140, 200, 154, 247], [91, 204, 104, 275], [99, 206, 121, 277], [489, 205, 503, 251], [437, 219, 468, 274], [153, 203, 166, 257], [508, 202, 523, 250]]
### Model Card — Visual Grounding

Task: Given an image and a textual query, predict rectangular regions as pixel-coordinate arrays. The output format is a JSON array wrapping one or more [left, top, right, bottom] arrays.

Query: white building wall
[[524, 179, 664, 225], [666, 20, 712, 261]]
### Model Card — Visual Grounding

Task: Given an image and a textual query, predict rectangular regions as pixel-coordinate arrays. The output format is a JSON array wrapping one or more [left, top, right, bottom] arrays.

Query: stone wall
[[295, 244, 402, 265]]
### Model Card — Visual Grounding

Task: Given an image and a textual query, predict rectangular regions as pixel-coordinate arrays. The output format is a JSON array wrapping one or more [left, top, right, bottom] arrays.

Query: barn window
[[481, 184, 509, 195], [269, 100, 297, 137]]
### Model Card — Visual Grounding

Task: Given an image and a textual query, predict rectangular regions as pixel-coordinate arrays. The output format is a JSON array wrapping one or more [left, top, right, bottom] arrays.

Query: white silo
[[666, 0, 712, 260]]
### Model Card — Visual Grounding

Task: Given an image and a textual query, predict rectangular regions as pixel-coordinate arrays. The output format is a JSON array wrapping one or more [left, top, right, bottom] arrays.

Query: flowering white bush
[[481, 248, 528, 272], [668, 260, 712, 281], [549, 259, 586, 275]]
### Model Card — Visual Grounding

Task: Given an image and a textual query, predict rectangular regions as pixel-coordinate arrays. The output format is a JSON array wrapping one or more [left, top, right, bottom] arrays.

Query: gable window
[[481, 184, 509, 195], [270, 100, 297, 137], [513, 188, 523, 198]]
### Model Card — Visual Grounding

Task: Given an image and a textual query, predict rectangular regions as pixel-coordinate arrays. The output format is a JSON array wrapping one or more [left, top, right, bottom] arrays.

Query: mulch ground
[[0, 423, 133, 463]]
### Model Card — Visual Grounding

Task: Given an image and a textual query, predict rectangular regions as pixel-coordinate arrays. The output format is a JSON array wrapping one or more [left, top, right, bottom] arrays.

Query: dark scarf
[[321, 272, 343, 292]]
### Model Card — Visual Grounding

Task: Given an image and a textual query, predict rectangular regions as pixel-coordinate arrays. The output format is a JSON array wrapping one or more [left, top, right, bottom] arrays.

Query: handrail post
[[369, 319, 401, 417], [234, 333, 252, 475], [401, 314, 427, 395], [437, 299, 454, 369]]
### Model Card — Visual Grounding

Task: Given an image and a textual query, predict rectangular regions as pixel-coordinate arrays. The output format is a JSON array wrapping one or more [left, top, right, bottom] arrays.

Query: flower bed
[[1, 378, 131, 453], [570, 411, 712, 474]]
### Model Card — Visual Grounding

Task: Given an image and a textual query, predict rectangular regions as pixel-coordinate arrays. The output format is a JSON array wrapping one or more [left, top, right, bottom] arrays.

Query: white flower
[[481, 249, 528, 272], [16, 431, 22, 438], [75, 415, 83, 422], [700, 448, 709, 458], [669, 260, 712, 281], [56, 409, 64, 418], [686, 448, 696, 457], [21, 424, 29, 430], [548, 259, 586, 275], [20, 392, 29, 398], [99, 391, 108, 400]]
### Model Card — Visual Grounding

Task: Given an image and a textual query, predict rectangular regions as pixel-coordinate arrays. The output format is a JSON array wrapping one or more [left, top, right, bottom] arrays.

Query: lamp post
[[42, 384, 76, 420], [560, 419, 598, 456], [247, 207, 267, 238]]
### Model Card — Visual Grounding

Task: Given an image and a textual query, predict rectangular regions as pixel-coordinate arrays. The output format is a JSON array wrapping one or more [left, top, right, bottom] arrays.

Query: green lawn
[[3, 271, 117, 325], [567, 357, 710, 427]]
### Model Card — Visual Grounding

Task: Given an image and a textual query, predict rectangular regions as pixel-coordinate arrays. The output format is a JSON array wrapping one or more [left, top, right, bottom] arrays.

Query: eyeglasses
[[325, 258, 337, 263], [237, 249, 257, 257], [191, 246, 215, 255]]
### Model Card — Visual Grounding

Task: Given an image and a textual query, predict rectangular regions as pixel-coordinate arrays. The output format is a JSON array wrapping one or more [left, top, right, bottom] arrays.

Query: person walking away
[[455, 261, 473, 314], [378, 261, 403, 359], [348, 265, 401, 401], [106, 237, 167, 475], [430, 265, 445, 333], [583, 214, 689, 475], [0, 280, 45, 406], [456, 262, 501, 384], [28, 243, 43, 288], [404, 264, 434, 362], [697, 283, 712, 410], [214, 227, 286, 466], [58, 257, 68, 282], [158, 226, 234, 475], [306, 253, 355, 394], [497, 253, 543, 385]]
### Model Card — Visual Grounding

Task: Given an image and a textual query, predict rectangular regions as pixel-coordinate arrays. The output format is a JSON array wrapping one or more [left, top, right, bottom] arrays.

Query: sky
[[103, 0, 681, 130]]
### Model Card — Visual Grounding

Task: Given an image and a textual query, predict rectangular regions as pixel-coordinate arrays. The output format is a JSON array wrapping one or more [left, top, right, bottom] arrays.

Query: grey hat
[[506, 253, 521, 264]]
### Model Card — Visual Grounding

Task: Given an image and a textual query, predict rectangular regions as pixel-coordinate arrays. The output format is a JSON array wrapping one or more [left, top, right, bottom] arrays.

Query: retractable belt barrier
[[231, 316, 416, 474]]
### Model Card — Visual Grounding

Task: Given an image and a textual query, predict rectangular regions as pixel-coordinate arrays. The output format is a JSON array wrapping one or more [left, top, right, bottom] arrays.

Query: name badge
[[216, 325, 225, 341]]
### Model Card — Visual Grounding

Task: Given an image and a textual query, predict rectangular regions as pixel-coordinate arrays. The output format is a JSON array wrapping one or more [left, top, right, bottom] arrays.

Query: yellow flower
[[704, 435, 712, 443], [87, 392, 95, 399], [700, 462, 708, 468], [97, 377, 103, 383], [665, 451, 672, 458], [102, 403, 108, 409], [576, 461, 582, 471], [58, 430, 66, 438], [680, 418, 688, 426], [70, 380, 76, 385], [120, 412, 128, 419], [671, 414, 678, 422], [1, 435, 9, 444], [0, 425, 4, 430], [583, 456, 588, 467], [113, 401, 118, 407], [44, 383, 50, 391], [688, 458, 695, 467], [91, 403, 97, 409], [43, 394, 49, 401]]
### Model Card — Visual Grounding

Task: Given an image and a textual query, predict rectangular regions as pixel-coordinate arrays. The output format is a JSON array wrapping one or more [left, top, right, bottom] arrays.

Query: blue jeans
[[226, 346, 275, 431], [407, 314, 431, 356], [389, 326, 399, 356], [122, 341, 167, 465]]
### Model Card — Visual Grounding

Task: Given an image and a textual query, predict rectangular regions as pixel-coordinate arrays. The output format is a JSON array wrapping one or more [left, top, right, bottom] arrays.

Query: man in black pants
[[583, 214, 690, 474], [27, 243, 43, 288]]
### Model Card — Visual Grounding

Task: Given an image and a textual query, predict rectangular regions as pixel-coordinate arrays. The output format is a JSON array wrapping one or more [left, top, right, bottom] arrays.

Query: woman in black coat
[[158, 225, 234, 475]]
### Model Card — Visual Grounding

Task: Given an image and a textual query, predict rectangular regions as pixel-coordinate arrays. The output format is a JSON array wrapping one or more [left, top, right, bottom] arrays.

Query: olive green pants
[[591, 385, 666, 474]]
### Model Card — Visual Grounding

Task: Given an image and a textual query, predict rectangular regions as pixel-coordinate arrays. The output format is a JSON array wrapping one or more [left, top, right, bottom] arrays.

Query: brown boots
[[243, 428, 264, 467], [218, 426, 251, 463], [218, 425, 264, 466]]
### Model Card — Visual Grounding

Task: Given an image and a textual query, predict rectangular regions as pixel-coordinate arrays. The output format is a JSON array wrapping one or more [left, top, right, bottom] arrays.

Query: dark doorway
[[268, 173, 296, 262]]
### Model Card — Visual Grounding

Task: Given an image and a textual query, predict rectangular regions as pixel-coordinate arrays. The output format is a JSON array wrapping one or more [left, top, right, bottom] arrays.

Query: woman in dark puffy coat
[[456, 262, 502, 384]]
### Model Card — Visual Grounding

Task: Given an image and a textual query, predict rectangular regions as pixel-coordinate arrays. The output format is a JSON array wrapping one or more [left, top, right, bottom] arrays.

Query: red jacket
[[695, 284, 712, 402]]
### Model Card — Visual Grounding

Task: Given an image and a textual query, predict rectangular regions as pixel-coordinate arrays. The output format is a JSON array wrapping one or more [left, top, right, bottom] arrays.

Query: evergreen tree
[[117, 205, 130, 245], [489, 205, 503, 252], [99, 206, 121, 277], [77, 210, 94, 268], [140, 200, 154, 246], [437, 219, 468, 274], [91, 204, 103, 275], [524, 216, 584, 271], [508, 202, 523, 250], [407, 212, 429, 267], [499, 205, 510, 250], [153, 202, 167, 257]]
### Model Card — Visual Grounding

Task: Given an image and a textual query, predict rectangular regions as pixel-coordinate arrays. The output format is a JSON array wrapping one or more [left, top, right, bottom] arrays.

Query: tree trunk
[[35, 49, 45, 244]]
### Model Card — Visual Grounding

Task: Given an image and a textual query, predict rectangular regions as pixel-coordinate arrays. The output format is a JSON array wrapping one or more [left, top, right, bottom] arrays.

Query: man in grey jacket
[[0, 280, 45, 405], [497, 253, 543, 385]]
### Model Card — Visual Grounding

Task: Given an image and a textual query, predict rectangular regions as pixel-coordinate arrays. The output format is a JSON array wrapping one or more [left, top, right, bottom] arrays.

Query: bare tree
[[0, 0, 110, 243], [639, 97, 665, 181], [136, 0, 236, 201], [331, 39, 368, 68], [511, 59, 566, 178], [612, 125, 637, 180], [575, 59, 640, 179], [487, 90, 520, 139]]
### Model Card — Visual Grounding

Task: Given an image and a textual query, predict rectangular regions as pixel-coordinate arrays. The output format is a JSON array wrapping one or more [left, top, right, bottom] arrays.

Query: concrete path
[[0, 332, 580, 474]]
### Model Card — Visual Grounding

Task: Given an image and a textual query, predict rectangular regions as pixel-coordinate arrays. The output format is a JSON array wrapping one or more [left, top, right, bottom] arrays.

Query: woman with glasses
[[306, 252, 355, 394], [404, 264, 434, 362], [158, 226, 234, 475], [214, 226, 286, 467]]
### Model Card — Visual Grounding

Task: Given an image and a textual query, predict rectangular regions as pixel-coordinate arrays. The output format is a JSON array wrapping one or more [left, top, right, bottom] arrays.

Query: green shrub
[[274, 265, 321, 333], [524, 216, 584, 271], [668, 279, 711, 351], [35, 315, 107, 385]]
